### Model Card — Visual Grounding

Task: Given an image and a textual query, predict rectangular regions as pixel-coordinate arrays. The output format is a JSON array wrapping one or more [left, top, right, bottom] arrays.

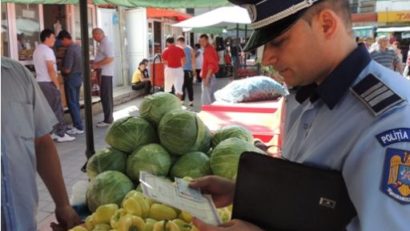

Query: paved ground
[[36, 78, 231, 230]]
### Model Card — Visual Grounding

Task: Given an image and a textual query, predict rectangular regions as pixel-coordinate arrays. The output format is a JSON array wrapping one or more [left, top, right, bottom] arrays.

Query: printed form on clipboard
[[139, 171, 222, 226]]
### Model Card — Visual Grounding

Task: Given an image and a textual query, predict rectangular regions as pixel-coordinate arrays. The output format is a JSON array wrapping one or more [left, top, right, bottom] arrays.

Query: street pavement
[[36, 77, 231, 230]]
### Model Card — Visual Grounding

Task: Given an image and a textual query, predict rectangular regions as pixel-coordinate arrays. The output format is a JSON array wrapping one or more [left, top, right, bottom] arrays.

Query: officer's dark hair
[[302, 0, 352, 29], [194, 43, 200, 49], [40, 29, 55, 42], [177, 36, 185, 43], [200, 34, 209, 40], [166, 37, 175, 44], [57, 30, 72, 40]]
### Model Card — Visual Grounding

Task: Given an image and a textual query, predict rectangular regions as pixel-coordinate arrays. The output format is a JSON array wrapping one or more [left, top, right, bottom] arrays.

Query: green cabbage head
[[86, 171, 134, 212]]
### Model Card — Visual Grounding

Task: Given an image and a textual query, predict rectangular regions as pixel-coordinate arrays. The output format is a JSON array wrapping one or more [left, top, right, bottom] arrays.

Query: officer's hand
[[193, 218, 264, 231], [189, 176, 235, 208]]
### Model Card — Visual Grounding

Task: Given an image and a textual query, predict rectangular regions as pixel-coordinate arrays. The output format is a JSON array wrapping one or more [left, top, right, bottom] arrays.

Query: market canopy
[[147, 8, 191, 22], [172, 6, 250, 29], [2, 0, 230, 8]]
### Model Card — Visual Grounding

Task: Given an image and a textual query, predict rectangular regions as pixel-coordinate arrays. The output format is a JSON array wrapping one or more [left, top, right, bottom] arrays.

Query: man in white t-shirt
[[33, 28, 75, 142], [92, 28, 114, 128]]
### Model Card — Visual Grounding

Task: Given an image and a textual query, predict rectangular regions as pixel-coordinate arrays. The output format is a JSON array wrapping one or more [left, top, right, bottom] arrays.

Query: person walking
[[403, 45, 410, 79], [131, 60, 151, 95], [370, 35, 403, 73], [194, 43, 203, 83], [199, 34, 219, 105], [177, 36, 196, 107], [162, 37, 185, 99], [2, 57, 81, 230], [92, 28, 114, 128], [33, 29, 75, 142], [57, 30, 84, 135], [191, 0, 410, 230]]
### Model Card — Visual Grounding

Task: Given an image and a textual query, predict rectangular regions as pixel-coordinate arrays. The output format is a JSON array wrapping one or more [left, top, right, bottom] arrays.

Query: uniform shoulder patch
[[381, 148, 410, 204], [351, 74, 404, 116], [376, 128, 410, 147]]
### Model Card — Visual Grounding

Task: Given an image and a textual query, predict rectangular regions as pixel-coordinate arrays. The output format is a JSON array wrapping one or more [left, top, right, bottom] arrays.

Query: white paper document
[[139, 171, 221, 225]]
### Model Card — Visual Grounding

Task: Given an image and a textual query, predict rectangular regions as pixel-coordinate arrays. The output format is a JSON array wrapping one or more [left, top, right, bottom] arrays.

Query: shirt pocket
[[8, 102, 35, 140]]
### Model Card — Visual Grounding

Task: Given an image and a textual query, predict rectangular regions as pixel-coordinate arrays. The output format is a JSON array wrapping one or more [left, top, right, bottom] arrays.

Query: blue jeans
[[201, 75, 216, 105], [64, 73, 83, 130]]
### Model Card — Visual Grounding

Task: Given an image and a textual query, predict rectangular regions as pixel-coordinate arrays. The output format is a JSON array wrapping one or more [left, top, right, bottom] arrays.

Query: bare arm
[[63, 68, 71, 75], [181, 57, 186, 67], [395, 62, 404, 74], [35, 134, 80, 229], [191, 48, 196, 74], [93, 56, 114, 69], [46, 61, 59, 88]]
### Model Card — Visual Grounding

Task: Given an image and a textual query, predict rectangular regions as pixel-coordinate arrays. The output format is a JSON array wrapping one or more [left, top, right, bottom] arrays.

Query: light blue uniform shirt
[[283, 45, 410, 230], [1, 57, 57, 230], [183, 46, 193, 71]]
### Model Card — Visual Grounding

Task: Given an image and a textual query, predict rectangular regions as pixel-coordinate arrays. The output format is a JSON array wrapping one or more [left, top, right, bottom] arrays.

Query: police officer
[[190, 0, 410, 230]]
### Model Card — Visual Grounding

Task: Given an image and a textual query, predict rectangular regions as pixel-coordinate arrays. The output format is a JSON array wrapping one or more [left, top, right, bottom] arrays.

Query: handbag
[[232, 152, 357, 231]]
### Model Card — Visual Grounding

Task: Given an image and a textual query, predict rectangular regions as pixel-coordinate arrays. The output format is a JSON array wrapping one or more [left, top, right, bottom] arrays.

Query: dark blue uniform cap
[[229, 0, 321, 51]]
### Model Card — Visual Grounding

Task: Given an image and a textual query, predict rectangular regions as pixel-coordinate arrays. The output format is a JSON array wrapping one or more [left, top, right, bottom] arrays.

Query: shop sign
[[22, 10, 35, 19], [378, 11, 410, 23]]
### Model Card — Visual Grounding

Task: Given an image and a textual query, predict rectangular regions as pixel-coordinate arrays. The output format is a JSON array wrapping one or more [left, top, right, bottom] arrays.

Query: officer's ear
[[314, 9, 339, 40]]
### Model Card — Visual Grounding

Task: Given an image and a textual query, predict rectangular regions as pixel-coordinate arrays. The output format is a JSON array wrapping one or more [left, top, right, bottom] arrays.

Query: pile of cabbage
[[85, 92, 264, 213]]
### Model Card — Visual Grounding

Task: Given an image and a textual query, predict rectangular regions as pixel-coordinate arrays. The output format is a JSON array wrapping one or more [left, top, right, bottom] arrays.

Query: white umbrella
[[172, 6, 251, 29]]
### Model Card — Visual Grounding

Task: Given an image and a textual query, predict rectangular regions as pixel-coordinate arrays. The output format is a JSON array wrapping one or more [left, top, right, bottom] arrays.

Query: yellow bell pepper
[[143, 218, 157, 231], [149, 204, 178, 221], [94, 204, 119, 224], [172, 219, 193, 231], [178, 211, 192, 223], [116, 214, 145, 231], [123, 197, 143, 217], [152, 220, 180, 231], [92, 223, 111, 231], [69, 225, 88, 231], [217, 207, 231, 223], [110, 209, 127, 229], [85, 215, 96, 231]]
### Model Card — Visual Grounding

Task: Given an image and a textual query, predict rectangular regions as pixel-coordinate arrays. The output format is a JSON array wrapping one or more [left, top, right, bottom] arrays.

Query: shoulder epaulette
[[351, 74, 404, 116]]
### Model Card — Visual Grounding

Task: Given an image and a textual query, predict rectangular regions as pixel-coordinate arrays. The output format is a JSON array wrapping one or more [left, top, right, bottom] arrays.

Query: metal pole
[[236, 23, 239, 40], [233, 23, 240, 79], [79, 0, 95, 162]]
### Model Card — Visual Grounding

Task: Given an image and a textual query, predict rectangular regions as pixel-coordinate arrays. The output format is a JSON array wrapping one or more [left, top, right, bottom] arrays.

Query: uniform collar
[[1, 57, 14, 69], [295, 44, 371, 109]]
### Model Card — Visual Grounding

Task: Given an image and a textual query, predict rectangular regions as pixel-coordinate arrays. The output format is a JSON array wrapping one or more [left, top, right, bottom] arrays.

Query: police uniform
[[229, 0, 410, 230]]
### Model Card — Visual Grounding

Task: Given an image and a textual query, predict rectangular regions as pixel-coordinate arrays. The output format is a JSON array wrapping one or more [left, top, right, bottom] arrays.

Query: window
[[15, 4, 41, 61]]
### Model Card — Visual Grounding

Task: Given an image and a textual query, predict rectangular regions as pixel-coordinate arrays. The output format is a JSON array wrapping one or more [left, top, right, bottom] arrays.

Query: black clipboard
[[232, 152, 357, 231]]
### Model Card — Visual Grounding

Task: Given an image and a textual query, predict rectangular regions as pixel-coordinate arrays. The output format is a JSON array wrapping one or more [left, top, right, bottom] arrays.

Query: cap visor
[[243, 11, 305, 52]]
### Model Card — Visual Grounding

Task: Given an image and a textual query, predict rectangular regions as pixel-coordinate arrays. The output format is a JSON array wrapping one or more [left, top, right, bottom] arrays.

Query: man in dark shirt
[[57, 30, 84, 135]]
